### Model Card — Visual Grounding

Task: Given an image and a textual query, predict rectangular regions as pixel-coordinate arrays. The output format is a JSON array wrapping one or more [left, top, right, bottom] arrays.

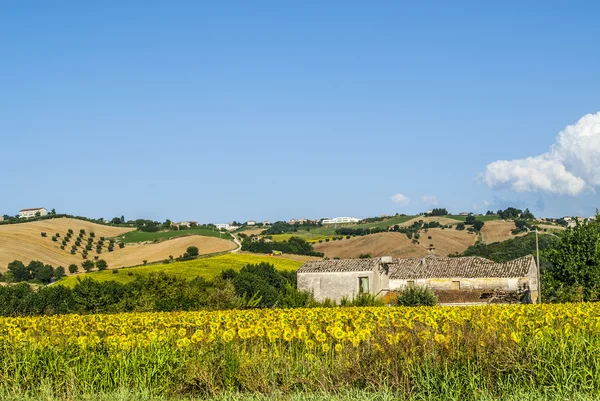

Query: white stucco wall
[[298, 270, 388, 302]]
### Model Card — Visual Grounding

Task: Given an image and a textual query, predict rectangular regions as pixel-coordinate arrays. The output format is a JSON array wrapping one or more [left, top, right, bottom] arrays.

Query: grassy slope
[[269, 216, 417, 242], [447, 214, 501, 222], [57, 253, 303, 287], [119, 228, 231, 243]]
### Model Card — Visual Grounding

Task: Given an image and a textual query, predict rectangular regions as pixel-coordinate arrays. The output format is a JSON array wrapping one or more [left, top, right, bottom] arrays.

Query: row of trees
[[6, 260, 64, 284], [241, 237, 324, 257], [4, 258, 110, 283], [262, 221, 322, 235], [491, 207, 535, 220]]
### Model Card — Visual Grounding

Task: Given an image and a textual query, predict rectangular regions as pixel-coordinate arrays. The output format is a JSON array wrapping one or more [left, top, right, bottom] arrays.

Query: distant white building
[[214, 223, 239, 231], [19, 208, 48, 219], [263, 220, 270, 226], [246, 220, 256, 226], [322, 217, 361, 224]]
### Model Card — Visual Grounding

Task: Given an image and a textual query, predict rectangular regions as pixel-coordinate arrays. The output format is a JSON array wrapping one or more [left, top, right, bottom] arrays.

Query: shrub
[[395, 286, 438, 307], [41, 232, 47, 237], [55, 233, 60, 238], [100, 237, 105, 241], [90, 232, 95, 238], [119, 242, 125, 249], [52, 236, 57, 242], [86, 244, 92, 251], [67, 229, 73, 235], [359, 254, 372, 259], [79, 229, 85, 235], [81, 260, 94, 272], [127, 271, 133, 276], [108, 245, 114, 252], [112, 269, 119, 274], [54, 266, 65, 279], [428, 236, 432, 240], [143, 260, 148, 265], [456, 222, 466, 231], [68, 264, 78, 274], [186, 246, 199, 257], [346, 235, 351, 239], [95, 260, 108, 271], [94, 256, 99, 261]]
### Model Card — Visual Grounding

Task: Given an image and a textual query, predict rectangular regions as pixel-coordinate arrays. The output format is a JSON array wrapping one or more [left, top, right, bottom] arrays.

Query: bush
[[67, 229, 73, 235], [119, 242, 125, 249], [52, 236, 57, 242], [359, 254, 372, 259], [143, 260, 148, 265], [41, 232, 47, 237], [112, 269, 119, 274], [81, 260, 94, 272], [95, 260, 108, 271], [186, 246, 199, 257], [68, 264, 78, 274], [54, 266, 65, 279], [90, 232, 95, 238], [127, 271, 133, 276], [80, 229, 85, 234], [395, 286, 438, 307], [456, 222, 466, 231], [55, 233, 60, 238]]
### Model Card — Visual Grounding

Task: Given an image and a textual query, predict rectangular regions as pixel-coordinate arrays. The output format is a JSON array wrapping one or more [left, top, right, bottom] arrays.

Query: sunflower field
[[2, 304, 600, 399]]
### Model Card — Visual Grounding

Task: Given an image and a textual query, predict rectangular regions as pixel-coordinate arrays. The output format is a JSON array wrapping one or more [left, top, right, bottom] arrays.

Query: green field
[[117, 228, 232, 243], [446, 214, 501, 222], [266, 216, 418, 242], [57, 253, 303, 287]]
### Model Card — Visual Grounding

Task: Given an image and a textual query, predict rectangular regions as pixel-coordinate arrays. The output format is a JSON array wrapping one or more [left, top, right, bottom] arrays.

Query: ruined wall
[[389, 277, 525, 291]]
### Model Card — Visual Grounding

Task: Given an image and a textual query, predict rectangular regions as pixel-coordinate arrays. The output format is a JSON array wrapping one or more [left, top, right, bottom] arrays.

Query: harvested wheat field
[[0, 218, 235, 270], [314, 229, 477, 259], [480, 220, 525, 244], [98, 236, 236, 269], [237, 228, 265, 237]]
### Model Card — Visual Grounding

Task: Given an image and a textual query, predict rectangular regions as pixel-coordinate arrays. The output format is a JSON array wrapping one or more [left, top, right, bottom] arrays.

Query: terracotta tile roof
[[297, 258, 379, 273], [298, 255, 534, 278], [388, 255, 534, 279]]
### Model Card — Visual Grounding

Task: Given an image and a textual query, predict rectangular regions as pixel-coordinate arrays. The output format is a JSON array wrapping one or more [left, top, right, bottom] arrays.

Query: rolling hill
[[57, 253, 305, 286], [0, 218, 235, 271], [313, 229, 478, 259], [312, 220, 525, 259]]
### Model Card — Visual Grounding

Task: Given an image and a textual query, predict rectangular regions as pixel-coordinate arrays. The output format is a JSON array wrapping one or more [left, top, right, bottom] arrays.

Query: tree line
[[241, 236, 324, 257]]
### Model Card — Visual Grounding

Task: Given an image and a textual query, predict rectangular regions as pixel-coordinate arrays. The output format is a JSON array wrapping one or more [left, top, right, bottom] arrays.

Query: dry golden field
[[0, 218, 235, 270], [480, 220, 525, 243], [313, 228, 478, 259]]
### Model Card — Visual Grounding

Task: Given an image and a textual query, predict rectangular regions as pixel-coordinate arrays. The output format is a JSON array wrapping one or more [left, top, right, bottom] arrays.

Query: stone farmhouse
[[297, 255, 539, 305], [19, 207, 48, 219]]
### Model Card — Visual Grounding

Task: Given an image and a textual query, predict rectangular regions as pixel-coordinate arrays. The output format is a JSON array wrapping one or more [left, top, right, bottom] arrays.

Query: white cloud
[[391, 193, 411, 205], [483, 112, 600, 196], [420, 195, 439, 206]]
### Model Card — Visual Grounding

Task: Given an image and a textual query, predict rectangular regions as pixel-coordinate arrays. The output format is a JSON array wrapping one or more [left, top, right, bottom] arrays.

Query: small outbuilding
[[297, 255, 539, 305]]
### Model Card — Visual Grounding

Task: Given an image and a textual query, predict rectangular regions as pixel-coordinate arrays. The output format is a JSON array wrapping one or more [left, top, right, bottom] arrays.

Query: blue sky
[[2, 1, 600, 223]]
